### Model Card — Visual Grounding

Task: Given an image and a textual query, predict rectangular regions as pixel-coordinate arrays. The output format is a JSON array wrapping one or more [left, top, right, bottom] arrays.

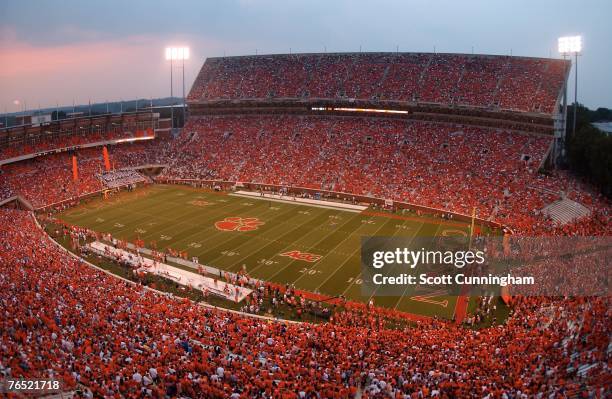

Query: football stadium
[[1, 2, 610, 398]]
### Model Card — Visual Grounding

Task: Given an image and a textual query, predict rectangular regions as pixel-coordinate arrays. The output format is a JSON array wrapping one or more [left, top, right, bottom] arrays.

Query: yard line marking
[[366, 218, 426, 305], [392, 220, 444, 310], [169, 204, 294, 251], [238, 210, 341, 277], [199, 206, 315, 267], [250, 210, 361, 279], [124, 188, 278, 242], [73, 187, 218, 237], [288, 215, 386, 289], [340, 217, 417, 297], [313, 213, 392, 293]]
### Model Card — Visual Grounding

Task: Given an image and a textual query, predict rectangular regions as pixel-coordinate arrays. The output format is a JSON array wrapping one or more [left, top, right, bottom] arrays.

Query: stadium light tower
[[165, 47, 190, 131], [558, 36, 582, 141]]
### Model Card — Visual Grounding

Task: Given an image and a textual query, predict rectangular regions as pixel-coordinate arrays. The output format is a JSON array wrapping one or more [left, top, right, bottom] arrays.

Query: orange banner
[[72, 155, 78, 181], [102, 146, 111, 171]]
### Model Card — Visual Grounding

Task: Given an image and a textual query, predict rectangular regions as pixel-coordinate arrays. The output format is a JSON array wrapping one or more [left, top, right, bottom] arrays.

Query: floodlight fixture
[[558, 36, 582, 54], [165, 47, 190, 60], [557, 35, 583, 156], [164, 47, 190, 130]]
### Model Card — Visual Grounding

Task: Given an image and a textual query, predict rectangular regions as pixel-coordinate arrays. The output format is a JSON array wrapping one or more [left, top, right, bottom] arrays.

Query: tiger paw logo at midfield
[[215, 217, 264, 232], [280, 250, 322, 263]]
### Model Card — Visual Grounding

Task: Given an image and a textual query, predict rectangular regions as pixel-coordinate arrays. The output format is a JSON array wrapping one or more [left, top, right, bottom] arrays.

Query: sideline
[[32, 213, 302, 325], [230, 190, 368, 213]]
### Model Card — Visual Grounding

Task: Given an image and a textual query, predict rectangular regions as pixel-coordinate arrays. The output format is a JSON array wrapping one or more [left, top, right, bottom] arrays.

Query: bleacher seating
[[0, 50, 609, 398], [543, 198, 592, 225], [0, 208, 609, 397], [188, 53, 569, 114], [98, 169, 147, 188]]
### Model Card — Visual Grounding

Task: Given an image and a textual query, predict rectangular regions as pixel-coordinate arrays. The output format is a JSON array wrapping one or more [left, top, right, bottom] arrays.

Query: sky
[[0, 0, 610, 112]]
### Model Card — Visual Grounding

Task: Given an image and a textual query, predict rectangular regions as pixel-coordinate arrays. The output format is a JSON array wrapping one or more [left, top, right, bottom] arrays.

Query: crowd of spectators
[[1, 51, 608, 397], [188, 53, 568, 113], [0, 139, 169, 208], [1, 208, 609, 398], [0, 150, 103, 208], [98, 170, 147, 189], [0, 130, 135, 161], [160, 115, 610, 236], [1, 114, 609, 237]]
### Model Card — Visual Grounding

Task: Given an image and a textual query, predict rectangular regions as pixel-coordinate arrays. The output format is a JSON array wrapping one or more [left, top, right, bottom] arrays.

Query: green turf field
[[56, 184, 480, 319]]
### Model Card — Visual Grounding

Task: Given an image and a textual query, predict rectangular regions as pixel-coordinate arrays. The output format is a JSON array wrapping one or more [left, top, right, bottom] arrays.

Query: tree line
[[565, 104, 612, 197]]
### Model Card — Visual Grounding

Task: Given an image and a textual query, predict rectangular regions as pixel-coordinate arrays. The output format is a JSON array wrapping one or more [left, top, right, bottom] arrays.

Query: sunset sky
[[1, 0, 610, 112]]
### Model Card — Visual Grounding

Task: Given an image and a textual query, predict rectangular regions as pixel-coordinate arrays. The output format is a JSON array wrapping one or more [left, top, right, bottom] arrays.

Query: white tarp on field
[[231, 190, 368, 212], [87, 241, 252, 302]]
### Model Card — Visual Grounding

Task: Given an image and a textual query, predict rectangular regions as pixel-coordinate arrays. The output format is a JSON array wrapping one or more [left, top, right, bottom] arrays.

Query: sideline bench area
[[231, 190, 368, 213], [87, 241, 252, 302]]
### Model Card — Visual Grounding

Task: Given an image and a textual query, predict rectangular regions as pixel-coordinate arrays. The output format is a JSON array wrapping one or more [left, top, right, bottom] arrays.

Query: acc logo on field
[[215, 217, 264, 232], [280, 250, 322, 263]]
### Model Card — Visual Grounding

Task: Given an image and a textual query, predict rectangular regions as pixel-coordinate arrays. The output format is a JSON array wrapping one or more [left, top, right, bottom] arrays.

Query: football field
[[56, 184, 483, 319]]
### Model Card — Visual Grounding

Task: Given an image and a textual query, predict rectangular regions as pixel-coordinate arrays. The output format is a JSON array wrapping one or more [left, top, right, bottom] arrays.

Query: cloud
[[0, 33, 233, 109]]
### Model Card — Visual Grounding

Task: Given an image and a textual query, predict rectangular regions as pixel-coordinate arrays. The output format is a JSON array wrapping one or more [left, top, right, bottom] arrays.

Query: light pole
[[558, 36, 582, 141], [166, 47, 189, 131]]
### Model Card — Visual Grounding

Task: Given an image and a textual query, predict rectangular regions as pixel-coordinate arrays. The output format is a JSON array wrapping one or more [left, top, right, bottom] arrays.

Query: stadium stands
[[0, 139, 169, 208], [158, 114, 609, 235], [0, 51, 609, 398], [98, 170, 147, 189], [0, 130, 135, 162], [0, 209, 609, 397], [188, 53, 568, 114]]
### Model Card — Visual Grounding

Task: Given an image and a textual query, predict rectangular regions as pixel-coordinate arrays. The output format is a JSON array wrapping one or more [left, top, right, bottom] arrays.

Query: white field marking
[[346, 277, 363, 285], [188, 242, 202, 248], [220, 250, 240, 257], [211, 209, 321, 272], [268, 215, 361, 284], [269, 206, 281, 211], [160, 235, 172, 241], [160, 205, 286, 257], [95, 218, 105, 223], [393, 220, 445, 310], [197, 205, 309, 268], [123, 193, 250, 243], [135, 228, 147, 234], [313, 214, 393, 293], [229, 192, 364, 213], [241, 202, 254, 206], [340, 220, 409, 296], [257, 258, 280, 266], [289, 218, 380, 289], [245, 210, 360, 278], [409, 289, 449, 308], [441, 229, 468, 237], [365, 218, 426, 306], [114, 222, 125, 228], [297, 267, 323, 276]]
